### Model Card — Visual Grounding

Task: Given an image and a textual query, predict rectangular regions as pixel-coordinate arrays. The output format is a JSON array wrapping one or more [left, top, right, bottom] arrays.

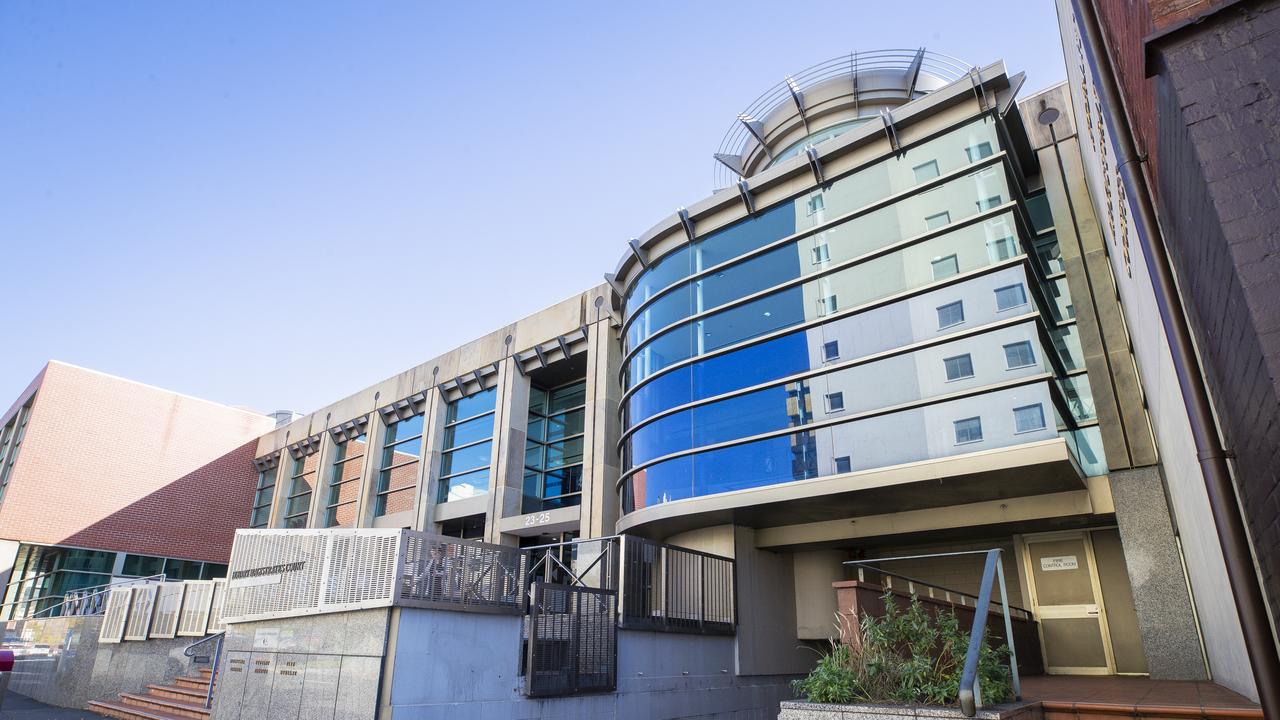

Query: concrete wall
[[3, 615, 197, 709], [385, 606, 795, 720], [210, 608, 389, 720]]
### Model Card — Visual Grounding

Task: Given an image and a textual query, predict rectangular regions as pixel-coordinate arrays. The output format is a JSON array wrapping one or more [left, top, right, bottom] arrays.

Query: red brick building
[[0, 361, 276, 618]]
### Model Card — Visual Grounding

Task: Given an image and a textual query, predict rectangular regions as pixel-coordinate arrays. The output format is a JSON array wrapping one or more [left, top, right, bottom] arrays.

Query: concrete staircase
[[88, 666, 213, 720]]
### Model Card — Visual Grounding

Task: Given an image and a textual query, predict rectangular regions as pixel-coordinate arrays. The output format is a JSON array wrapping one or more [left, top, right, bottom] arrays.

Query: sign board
[[1040, 555, 1079, 572], [253, 627, 280, 650]]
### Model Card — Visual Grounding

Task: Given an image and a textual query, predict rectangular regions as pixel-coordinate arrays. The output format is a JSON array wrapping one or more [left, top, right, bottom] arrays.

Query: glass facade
[[375, 412, 425, 517], [438, 387, 497, 503], [250, 466, 277, 528], [283, 450, 320, 528], [618, 115, 1103, 514], [0, 400, 34, 504], [523, 381, 587, 513], [324, 425, 367, 528]]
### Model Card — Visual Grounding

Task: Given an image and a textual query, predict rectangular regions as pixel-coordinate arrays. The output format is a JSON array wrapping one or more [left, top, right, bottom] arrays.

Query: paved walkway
[[1021, 674, 1260, 711], [1, 691, 103, 719]]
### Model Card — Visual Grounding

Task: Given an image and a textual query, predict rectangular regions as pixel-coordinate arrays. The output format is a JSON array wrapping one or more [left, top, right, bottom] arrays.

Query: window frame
[[374, 411, 426, 517], [953, 416, 984, 445], [943, 353, 976, 382], [1003, 341, 1038, 370], [1013, 403, 1047, 434], [936, 300, 965, 329]]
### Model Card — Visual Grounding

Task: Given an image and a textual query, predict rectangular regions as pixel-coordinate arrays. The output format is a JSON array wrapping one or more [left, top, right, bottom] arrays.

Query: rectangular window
[[250, 466, 277, 528], [1014, 404, 1047, 433], [995, 284, 1028, 311], [931, 254, 959, 280], [936, 301, 964, 329], [822, 340, 840, 362], [811, 244, 830, 264], [375, 411, 425, 517], [806, 194, 825, 216], [283, 451, 319, 528], [826, 392, 845, 412], [925, 211, 951, 230], [954, 417, 983, 444], [943, 354, 975, 381], [987, 236, 1018, 261], [324, 425, 368, 528], [913, 160, 940, 183], [818, 295, 838, 315], [965, 142, 994, 162], [0, 401, 34, 505], [523, 380, 587, 513], [439, 386, 498, 503], [833, 456, 852, 474], [977, 195, 1003, 211], [1003, 341, 1037, 369]]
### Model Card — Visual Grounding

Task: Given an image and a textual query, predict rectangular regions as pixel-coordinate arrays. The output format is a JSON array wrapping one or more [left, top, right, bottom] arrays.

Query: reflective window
[[834, 456, 852, 474], [438, 387, 497, 503], [822, 340, 839, 362], [995, 284, 1028, 311], [937, 301, 965, 328], [931, 254, 959, 279], [1059, 374, 1097, 421], [954, 417, 983, 444], [1014, 404, 1046, 433], [913, 160, 940, 183], [768, 118, 873, 166], [988, 236, 1018, 261], [1026, 190, 1054, 232], [944, 354, 974, 381], [926, 212, 951, 230], [826, 392, 844, 412], [250, 466, 276, 528], [965, 142, 994, 162], [1033, 233, 1064, 275], [806, 194, 825, 216], [818, 294, 838, 315], [323, 427, 367, 528], [439, 514, 486, 540], [375, 412, 424, 518], [0, 401, 33, 505], [283, 451, 320, 528], [1004, 341, 1037, 369], [524, 381, 587, 513], [812, 243, 830, 264], [977, 195, 1003, 211]]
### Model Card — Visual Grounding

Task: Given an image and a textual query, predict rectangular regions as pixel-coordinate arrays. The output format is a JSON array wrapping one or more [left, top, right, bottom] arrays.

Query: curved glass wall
[[767, 118, 873, 168], [618, 115, 1105, 516]]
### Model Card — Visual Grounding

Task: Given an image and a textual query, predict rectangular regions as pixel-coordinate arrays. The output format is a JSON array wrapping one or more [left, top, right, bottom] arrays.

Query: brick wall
[[0, 362, 276, 561], [1147, 0, 1280, 621]]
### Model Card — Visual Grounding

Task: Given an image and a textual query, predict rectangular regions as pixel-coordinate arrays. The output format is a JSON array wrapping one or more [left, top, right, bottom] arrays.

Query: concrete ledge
[[779, 700, 1044, 720]]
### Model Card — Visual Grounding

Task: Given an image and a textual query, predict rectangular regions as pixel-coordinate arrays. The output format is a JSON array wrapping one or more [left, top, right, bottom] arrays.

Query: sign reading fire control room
[[1040, 555, 1079, 572], [228, 560, 306, 588]]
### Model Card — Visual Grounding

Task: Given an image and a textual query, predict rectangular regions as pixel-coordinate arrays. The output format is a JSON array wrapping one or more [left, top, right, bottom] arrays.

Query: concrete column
[[305, 431, 335, 529], [414, 388, 448, 534], [353, 411, 387, 528], [485, 357, 530, 545], [579, 318, 622, 539], [1109, 465, 1208, 680]]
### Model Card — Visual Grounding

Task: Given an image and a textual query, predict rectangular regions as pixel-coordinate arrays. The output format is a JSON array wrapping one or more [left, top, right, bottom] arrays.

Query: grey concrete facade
[[1108, 466, 1208, 680]]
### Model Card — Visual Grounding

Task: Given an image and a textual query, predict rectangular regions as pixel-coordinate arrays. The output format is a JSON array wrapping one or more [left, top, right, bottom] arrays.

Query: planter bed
[[779, 700, 1044, 720]]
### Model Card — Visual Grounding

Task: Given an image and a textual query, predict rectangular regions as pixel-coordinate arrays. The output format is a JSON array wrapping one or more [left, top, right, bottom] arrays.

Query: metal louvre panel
[[324, 531, 400, 606], [399, 531, 525, 614], [207, 579, 227, 632], [223, 530, 327, 622], [123, 586, 157, 641], [177, 580, 215, 636], [149, 583, 185, 639], [98, 587, 132, 643]]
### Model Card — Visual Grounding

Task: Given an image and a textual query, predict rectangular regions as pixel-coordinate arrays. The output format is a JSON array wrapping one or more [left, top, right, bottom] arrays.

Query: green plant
[[791, 591, 1013, 707]]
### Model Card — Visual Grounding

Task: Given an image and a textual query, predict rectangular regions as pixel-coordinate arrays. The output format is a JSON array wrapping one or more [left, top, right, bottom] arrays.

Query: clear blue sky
[[0, 1, 1067, 415]]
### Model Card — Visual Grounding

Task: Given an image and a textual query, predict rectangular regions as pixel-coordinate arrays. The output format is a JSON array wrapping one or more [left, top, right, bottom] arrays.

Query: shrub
[[792, 591, 1012, 707]]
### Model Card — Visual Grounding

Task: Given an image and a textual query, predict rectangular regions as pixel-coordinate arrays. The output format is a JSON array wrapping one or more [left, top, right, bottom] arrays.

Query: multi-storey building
[[0, 361, 277, 619], [234, 50, 1230, 691]]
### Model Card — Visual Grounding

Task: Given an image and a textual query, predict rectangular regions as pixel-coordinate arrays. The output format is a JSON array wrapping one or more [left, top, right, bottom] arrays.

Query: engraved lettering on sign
[[1040, 555, 1079, 572]]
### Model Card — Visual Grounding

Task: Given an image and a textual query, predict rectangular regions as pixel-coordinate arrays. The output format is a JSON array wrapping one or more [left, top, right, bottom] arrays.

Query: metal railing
[[0, 574, 168, 620], [845, 549, 1020, 716], [183, 631, 224, 709]]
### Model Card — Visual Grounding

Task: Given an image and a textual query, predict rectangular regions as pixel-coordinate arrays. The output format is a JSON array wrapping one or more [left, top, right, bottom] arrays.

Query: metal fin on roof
[[904, 47, 926, 97], [713, 152, 745, 178], [785, 75, 809, 132], [736, 180, 755, 214], [627, 238, 650, 269], [676, 207, 695, 242], [737, 114, 773, 160], [804, 146, 825, 186]]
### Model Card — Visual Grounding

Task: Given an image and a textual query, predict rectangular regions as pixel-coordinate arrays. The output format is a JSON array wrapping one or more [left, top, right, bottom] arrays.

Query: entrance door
[[1023, 531, 1114, 675]]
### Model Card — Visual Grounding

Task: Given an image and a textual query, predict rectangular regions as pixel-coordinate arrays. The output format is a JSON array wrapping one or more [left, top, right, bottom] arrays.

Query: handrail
[[845, 558, 1034, 617], [844, 549, 1020, 716], [0, 574, 168, 619], [184, 631, 225, 709]]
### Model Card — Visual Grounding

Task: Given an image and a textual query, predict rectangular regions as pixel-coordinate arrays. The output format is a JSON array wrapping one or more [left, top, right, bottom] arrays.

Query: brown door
[[1023, 531, 1114, 674]]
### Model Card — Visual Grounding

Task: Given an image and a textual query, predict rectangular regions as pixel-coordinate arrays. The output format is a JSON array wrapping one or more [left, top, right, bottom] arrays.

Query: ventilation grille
[[176, 581, 215, 637], [98, 587, 132, 644], [122, 585, 157, 641], [207, 580, 227, 632], [149, 583, 185, 639], [325, 533, 400, 605]]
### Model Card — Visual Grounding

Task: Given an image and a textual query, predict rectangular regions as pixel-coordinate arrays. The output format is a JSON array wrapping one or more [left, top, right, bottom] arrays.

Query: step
[[197, 667, 213, 677], [1041, 700, 1264, 720], [173, 676, 211, 690], [146, 684, 209, 703], [119, 692, 210, 720], [88, 699, 199, 720]]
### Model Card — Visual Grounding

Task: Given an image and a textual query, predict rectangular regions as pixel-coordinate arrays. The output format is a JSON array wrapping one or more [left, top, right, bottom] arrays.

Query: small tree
[[793, 592, 1012, 707]]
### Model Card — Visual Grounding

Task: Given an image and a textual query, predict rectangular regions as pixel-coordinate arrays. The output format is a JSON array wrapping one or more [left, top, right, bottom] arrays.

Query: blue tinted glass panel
[[386, 414, 424, 445], [444, 414, 495, 448], [440, 468, 489, 501], [441, 440, 492, 476], [695, 203, 796, 271], [450, 388, 497, 423]]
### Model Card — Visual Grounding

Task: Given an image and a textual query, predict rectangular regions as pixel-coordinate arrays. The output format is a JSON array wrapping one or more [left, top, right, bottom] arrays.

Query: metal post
[[204, 632, 223, 709], [959, 550, 999, 717], [995, 554, 1020, 700]]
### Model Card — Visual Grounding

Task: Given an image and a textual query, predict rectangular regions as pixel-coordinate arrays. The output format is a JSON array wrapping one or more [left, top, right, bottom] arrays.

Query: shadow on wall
[[53, 439, 262, 564]]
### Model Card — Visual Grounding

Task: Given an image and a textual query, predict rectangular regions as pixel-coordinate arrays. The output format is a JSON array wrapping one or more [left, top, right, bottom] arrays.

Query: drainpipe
[[1071, 0, 1280, 713]]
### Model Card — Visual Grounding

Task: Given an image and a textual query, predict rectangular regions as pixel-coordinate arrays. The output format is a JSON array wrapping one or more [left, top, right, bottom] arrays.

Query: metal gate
[[524, 582, 617, 697]]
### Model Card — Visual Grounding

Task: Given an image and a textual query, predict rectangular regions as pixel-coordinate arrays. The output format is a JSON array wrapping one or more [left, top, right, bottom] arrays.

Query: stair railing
[[183, 630, 225, 709], [845, 549, 1020, 717]]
